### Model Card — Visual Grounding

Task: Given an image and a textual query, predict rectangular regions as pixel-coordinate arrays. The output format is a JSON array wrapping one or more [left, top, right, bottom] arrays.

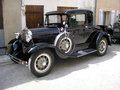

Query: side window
[[76, 14, 85, 25], [87, 13, 93, 25], [70, 14, 85, 27]]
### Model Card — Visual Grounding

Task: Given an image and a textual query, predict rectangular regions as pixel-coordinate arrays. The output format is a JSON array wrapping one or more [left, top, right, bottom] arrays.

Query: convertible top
[[46, 9, 93, 15]]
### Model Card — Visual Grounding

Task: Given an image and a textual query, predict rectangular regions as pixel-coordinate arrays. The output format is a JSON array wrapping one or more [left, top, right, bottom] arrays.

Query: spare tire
[[54, 32, 75, 55]]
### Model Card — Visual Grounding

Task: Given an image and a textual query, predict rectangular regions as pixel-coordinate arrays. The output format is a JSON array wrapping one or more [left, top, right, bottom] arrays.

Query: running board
[[70, 49, 97, 58]]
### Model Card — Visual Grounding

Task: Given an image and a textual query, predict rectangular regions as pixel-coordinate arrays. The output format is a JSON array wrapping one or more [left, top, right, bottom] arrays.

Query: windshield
[[45, 14, 68, 27]]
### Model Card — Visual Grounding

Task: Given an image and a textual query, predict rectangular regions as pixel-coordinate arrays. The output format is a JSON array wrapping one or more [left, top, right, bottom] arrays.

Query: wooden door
[[57, 7, 77, 11], [26, 5, 44, 28], [0, 0, 3, 29]]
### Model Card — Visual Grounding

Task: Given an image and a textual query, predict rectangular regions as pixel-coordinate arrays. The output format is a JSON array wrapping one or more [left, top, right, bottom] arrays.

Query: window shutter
[[99, 9, 104, 25], [111, 10, 115, 27]]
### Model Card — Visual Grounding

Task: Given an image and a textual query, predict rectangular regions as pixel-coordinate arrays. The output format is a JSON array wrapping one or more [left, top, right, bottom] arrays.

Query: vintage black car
[[8, 9, 111, 77]]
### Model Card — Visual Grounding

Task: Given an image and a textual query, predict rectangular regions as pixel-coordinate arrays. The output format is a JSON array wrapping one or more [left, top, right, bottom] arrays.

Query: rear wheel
[[97, 37, 108, 56], [28, 49, 54, 77]]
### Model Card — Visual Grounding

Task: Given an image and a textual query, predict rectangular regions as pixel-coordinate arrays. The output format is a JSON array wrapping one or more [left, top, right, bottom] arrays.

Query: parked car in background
[[8, 9, 111, 77], [106, 21, 120, 43], [112, 21, 120, 43]]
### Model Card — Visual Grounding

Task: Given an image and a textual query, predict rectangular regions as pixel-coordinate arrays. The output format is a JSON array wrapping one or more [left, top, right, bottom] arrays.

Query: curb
[[0, 55, 12, 65]]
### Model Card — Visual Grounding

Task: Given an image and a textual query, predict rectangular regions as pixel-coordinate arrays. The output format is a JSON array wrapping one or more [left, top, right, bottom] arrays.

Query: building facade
[[96, 0, 120, 26], [0, 0, 120, 47]]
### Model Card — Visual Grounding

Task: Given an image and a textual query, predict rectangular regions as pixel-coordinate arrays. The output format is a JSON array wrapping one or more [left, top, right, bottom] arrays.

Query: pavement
[[0, 55, 12, 65], [0, 44, 120, 90]]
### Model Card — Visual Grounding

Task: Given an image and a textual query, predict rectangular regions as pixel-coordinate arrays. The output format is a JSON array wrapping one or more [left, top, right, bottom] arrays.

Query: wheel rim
[[59, 37, 72, 53], [98, 40, 107, 54], [34, 53, 51, 73]]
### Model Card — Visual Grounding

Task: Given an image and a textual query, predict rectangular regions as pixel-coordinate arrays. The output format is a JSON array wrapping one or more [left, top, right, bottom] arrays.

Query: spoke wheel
[[55, 33, 75, 55], [97, 37, 108, 56], [28, 49, 54, 77], [59, 37, 72, 54], [34, 53, 51, 73]]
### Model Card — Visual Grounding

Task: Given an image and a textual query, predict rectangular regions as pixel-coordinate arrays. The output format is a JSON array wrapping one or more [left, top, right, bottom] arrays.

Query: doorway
[[103, 11, 111, 25], [0, 0, 3, 29], [0, 0, 5, 55], [26, 5, 44, 28]]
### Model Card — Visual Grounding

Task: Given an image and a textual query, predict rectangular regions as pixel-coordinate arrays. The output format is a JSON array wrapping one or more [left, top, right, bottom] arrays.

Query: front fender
[[96, 32, 111, 47], [8, 38, 16, 44], [28, 43, 55, 54], [8, 39, 22, 55]]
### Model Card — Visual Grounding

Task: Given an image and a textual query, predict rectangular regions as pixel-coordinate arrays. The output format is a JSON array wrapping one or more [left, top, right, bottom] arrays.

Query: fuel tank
[[31, 27, 59, 43]]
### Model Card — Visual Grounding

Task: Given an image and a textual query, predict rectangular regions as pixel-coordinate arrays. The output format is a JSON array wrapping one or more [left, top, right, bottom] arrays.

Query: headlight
[[15, 32, 20, 39], [21, 28, 32, 42], [26, 34, 32, 42]]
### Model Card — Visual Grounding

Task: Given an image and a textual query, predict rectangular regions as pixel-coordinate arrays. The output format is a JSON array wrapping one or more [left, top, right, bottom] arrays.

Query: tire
[[56, 34, 75, 55], [97, 37, 108, 56], [28, 49, 54, 77]]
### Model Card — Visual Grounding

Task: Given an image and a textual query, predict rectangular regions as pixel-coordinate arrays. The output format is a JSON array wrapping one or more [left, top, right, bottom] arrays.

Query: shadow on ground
[[0, 45, 119, 89]]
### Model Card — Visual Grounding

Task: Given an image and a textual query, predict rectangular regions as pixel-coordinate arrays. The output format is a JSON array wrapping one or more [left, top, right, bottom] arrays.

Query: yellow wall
[[3, 0, 22, 46], [96, 0, 120, 25]]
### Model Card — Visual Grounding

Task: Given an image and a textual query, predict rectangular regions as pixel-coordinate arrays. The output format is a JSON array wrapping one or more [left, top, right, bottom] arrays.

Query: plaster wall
[[96, 0, 120, 25], [3, 0, 22, 45]]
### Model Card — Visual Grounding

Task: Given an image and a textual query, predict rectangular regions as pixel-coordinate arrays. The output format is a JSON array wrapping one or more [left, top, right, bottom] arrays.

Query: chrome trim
[[9, 54, 28, 66], [54, 32, 65, 46]]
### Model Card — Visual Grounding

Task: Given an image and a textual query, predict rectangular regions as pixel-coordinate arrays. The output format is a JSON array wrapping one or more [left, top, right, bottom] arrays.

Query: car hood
[[31, 27, 59, 34], [30, 27, 59, 43]]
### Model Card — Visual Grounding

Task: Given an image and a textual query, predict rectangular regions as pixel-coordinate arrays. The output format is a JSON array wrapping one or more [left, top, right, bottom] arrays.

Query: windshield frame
[[45, 14, 68, 27]]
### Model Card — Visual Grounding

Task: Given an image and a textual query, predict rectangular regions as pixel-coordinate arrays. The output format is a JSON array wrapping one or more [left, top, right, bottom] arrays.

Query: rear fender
[[96, 32, 111, 47]]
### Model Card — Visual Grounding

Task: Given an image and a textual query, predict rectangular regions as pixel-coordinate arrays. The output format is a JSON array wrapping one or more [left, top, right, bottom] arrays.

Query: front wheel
[[28, 49, 54, 77], [97, 37, 108, 56]]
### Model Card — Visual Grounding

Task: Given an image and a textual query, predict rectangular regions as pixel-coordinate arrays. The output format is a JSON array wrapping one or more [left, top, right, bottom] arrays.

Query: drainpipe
[[20, 0, 26, 30], [94, 0, 97, 25]]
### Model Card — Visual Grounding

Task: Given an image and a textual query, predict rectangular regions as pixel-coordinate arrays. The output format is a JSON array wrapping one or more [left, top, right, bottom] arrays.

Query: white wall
[[58, 0, 78, 7], [3, 0, 22, 45], [77, 0, 95, 11]]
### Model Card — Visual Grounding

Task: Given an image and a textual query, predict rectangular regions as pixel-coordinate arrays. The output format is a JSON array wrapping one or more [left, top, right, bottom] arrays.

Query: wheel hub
[[59, 37, 72, 53], [36, 56, 48, 70], [99, 40, 106, 53], [60, 39, 70, 51]]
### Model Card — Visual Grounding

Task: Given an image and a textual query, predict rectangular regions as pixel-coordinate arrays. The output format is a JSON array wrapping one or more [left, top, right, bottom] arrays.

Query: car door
[[83, 12, 94, 42], [68, 13, 86, 44]]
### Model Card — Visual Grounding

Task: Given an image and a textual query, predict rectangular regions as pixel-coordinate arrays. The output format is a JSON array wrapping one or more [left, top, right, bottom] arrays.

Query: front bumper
[[9, 54, 28, 66]]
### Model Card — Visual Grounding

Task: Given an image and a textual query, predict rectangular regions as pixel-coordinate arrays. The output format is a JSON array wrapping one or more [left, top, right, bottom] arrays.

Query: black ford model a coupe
[[8, 9, 111, 77]]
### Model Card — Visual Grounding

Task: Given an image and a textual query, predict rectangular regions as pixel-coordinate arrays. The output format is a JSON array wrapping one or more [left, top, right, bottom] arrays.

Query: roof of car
[[46, 9, 93, 15]]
